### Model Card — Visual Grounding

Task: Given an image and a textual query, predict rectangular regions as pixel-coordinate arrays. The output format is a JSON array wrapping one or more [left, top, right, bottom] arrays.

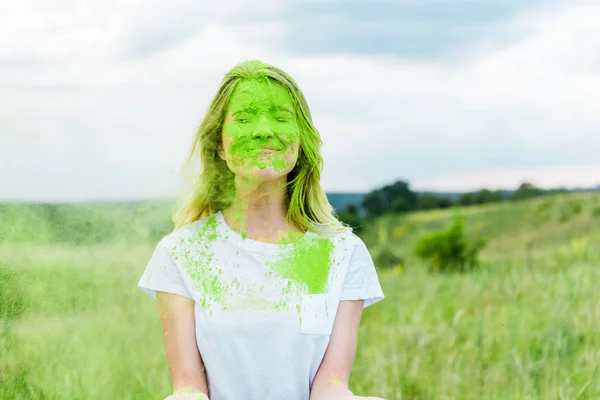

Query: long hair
[[172, 60, 350, 235]]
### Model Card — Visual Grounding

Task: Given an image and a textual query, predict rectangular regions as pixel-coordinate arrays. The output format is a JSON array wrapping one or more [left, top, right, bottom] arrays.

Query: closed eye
[[274, 113, 293, 122], [233, 110, 253, 123]]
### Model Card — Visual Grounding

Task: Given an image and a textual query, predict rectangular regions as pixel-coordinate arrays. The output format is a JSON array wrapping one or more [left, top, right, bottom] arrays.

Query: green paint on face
[[221, 78, 300, 179], [268, 236, 335, 294]]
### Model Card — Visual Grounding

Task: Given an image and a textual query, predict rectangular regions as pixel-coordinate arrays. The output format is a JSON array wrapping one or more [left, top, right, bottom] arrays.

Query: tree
[[361, 180, 417, 217], [361, 190, 386, 217], [437, 197, 454, 209], [459, 189, 503, 206], [476, 189, 503, 204], [512, 182, 545, 201], [416, 193, 440, 210], [458, 192, 477, 206], [337, 202, 363, 233]]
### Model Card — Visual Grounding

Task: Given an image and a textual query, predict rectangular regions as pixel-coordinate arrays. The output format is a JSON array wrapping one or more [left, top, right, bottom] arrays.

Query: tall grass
[[1, 191, 599, 399]]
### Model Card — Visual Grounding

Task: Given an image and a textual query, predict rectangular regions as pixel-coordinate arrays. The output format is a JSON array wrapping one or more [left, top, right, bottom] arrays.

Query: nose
[[251, 116, 274, 140]]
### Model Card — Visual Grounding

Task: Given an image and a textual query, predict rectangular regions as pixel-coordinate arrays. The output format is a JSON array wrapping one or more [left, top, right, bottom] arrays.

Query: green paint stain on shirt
[[168, 214, 334, 314], [268, 236, 335, 295], [171, 215, 228, 309]]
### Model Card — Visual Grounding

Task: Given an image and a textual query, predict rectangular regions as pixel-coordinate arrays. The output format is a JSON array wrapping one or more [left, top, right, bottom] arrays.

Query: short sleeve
[[340, 237, 385, 308], [138, 239, 194, 301]]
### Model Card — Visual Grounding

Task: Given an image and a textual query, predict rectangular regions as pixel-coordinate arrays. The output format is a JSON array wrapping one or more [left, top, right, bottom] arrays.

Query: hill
[[358, 191, 600, 266], [1, 191, 599, 248], [325, 192, 366, 211]]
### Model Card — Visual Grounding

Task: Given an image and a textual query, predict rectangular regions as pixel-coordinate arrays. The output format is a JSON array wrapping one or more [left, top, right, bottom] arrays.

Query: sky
[[2, 0, 600, 202]]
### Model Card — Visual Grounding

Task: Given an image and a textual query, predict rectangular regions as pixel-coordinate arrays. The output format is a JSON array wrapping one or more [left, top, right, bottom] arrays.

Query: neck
[[222, 175, 303, 241]]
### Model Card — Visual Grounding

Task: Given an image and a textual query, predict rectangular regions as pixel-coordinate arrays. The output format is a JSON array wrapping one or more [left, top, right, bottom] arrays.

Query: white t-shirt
[[138, 210, 384, 400]]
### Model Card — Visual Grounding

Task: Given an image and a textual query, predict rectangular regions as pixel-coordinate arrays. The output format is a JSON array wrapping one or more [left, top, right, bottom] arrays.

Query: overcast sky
[[2, 0, 600, 202]]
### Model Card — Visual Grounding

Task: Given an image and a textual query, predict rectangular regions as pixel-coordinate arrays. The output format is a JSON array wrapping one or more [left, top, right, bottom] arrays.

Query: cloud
[[412, 164, 600, 192], [0, 0, 119, 67], [112, 0, 287, 61], [112, 0, 213, 61], [248, 0, 559, 59], [286, 2, 600, 190], [1, 0, 600, 201]]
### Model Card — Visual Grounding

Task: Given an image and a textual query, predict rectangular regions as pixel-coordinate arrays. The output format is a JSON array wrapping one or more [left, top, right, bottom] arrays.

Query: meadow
[[1, 191, 599, 399]]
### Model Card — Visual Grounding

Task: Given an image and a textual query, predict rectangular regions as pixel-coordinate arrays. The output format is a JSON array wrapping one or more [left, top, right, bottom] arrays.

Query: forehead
[[228, 79, 294, 110]]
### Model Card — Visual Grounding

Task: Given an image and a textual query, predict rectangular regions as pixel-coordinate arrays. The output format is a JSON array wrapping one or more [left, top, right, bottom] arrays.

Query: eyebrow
[[271, 105, 293, 113], [232, 107, 256, 116], [232, 105, 294, 115]]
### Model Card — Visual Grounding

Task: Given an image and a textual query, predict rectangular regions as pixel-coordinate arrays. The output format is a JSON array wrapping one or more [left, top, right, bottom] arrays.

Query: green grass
[[353, 255, 600, 399], [1, 243, 170, 399], [1, 191, 600, 399]]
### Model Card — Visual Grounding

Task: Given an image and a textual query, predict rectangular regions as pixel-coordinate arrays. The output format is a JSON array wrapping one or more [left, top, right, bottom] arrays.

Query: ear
[[217, 142, 226, 160]]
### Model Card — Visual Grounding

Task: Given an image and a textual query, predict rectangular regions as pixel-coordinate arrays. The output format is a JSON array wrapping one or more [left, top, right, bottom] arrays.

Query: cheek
[[222, 119, 246, 142], [228, 136, 258, 156], [284, 142, 300, 163], [221, 137, 233, 157], [280, 127, 300, 145]]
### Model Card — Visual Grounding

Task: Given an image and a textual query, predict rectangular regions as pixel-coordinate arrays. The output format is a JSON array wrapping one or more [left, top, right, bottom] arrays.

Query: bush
[[534, 197, 556, 215], [417, 193, 455, 210], [559, 199, 583, 223], [592, 207, 600, 218], [375, 247, 404, 269], [415, 217, 486, 273]]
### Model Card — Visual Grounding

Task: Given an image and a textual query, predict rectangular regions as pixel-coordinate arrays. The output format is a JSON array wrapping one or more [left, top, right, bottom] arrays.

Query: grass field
[[1, 192, 599, 399]]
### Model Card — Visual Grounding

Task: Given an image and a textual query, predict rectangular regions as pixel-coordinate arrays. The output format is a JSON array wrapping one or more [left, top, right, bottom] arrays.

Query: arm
[[309, 300, 384, 400], [157, 291, 210, 399], [309, 299, 361, 399]]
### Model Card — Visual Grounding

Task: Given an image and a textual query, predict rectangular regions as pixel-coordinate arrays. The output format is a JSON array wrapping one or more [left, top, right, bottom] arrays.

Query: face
[[219, 79, 301, 183]]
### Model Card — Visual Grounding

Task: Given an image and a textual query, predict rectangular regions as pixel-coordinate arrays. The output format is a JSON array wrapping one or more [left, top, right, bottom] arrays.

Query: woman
[[138, 60, 385, 400]]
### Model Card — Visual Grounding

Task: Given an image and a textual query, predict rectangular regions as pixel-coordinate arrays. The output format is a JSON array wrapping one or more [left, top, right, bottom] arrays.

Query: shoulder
[[308, 227, 366, 256], [159, 212, 220, 250]]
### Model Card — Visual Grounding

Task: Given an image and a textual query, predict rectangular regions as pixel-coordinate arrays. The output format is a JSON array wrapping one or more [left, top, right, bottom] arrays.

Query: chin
[[251, 166, 290, 182], [231, 158, 297, 183]]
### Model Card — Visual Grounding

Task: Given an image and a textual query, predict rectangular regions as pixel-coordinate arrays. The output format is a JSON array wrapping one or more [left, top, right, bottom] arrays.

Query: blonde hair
[[172, 60, 350, 235]]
